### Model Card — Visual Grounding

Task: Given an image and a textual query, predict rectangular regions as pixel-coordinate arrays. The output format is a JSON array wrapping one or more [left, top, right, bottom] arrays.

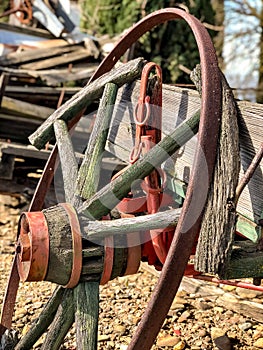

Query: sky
[[223, 0, 262, 100]]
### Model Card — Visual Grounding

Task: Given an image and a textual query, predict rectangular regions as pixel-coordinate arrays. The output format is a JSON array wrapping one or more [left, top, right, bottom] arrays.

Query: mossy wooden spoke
[[79, 208, 181, 241], [14, 287, 64, 349], [72, 82, 119, 350], [74, 82, 118, 207], [29, 58, 145, 150], [53, 119, 78, 203], [40, 289, 74, 350], [79, 111, 200, 220]]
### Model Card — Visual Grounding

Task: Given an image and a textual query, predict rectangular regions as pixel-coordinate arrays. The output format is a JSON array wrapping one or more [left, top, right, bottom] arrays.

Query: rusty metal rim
[[88, 8, 222, 350], [0, 256, 20, 334], [1, 8, 222, 347], [59, 203, 83, 289]]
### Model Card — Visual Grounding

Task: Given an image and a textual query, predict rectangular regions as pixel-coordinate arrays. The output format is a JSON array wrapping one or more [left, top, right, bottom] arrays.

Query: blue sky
[[223, 0, 262, 99]]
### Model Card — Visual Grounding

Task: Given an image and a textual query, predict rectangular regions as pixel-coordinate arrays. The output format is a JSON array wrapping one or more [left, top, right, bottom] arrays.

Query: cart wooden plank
[[107, 81, 263, 231]]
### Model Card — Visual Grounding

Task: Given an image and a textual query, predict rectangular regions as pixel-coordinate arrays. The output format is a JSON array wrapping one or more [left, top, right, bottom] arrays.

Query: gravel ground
[[1, 195, 263, 350]]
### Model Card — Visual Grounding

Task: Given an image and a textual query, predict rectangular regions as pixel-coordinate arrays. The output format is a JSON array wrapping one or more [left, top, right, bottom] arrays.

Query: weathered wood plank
[[0, 73, 9, 107], [20, 49, 94, 70], [0, 64, 98, 86], [0, 143, 50, 160], [1, 96, 54, 120], [0, 44, 81, 66], [0, 112, 91, 144], [5, 85, 80, 96], [74, 282, 99, 350], [216, 292, 263, 322], [194, 66, 240, 276], [74, 82, 118, 206], [107, 80, 263, 227], [0, 22, 53, 39], [40, 289, 74, 350]]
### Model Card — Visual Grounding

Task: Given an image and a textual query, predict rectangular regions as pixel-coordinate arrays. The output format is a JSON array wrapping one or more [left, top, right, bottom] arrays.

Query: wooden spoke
[[53, 119, 78, 203], [40, 289, 74, 350], [79, 111, 200, 219], [29, 58, 145, 150], [80, 208, 181, 241], [73, 82, 118, 350], [74, 82, 118, 207], [15, 287, 64, 349]]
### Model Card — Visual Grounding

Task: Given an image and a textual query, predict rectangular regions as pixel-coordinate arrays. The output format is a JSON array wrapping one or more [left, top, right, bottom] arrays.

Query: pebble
[[194, 300, 212, 311], [222, 285, 236, 292], [239, 322, 253, 331], [120, 345, 128, 350], [254, 338, 263, 348], [32, 301, 43, 309], [157, 335, 180, 346], [211, 327, 226, 340], [173, 340, 186, 349], [194, 340, 203, 346], [177, 310, 191, 323], [113, 325, 126, 335], [213, 306, 224, 313], [170, 298, 187, 311], [253, 329, 263, 340], [235, 287, 263, 299], [228, 315, 242, 324], [214, 335, 232, 350], [198, 329, 207, 337]]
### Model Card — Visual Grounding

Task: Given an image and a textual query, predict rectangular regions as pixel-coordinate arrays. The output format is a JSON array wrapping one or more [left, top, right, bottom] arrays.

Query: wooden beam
[[80, 208, 181, 241], [14, 287, 65, 350], [0, 22, 53, 39], [0, 73, 9, 107], [1, 96, 54, 120], [0, 64, 99, 86], [194, 68, 240, 276], [53, 120, 78, 203], [0, 44, 81, 66], [20, 49, 95, 70]]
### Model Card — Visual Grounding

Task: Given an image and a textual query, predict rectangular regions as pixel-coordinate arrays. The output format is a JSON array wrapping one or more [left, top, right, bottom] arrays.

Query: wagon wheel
[[0, 8, 222, 350]]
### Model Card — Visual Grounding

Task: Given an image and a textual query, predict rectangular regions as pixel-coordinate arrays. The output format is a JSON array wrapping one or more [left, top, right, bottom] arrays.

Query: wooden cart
[[0, 8, 262, 350]]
